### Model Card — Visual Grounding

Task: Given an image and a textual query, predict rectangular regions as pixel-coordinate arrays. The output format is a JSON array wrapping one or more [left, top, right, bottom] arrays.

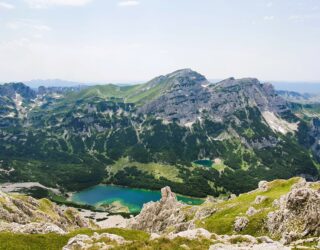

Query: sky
[[0, 0, 319, 83]]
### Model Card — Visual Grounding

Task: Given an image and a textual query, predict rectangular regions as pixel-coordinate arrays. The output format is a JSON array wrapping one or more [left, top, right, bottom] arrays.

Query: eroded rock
[[234, 216, 249, 232], [167, 228, 212, 240], [0, 190, 93, 234], [246, 206, 259, 216], [128, 186, 191, 233], [254, 195, 267, 204], [258, 181, 269, 192], [267, 184, 320, 244], [63, 232, 128, 250]]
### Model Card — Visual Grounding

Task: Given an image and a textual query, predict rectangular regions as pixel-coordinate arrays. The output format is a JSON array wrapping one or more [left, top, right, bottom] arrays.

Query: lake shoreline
[[71, 184, 205, 214]]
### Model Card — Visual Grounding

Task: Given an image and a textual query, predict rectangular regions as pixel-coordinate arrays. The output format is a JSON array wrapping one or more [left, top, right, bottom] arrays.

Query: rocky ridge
[[139, 70, 292, 132], [0, 190, 93, 234]]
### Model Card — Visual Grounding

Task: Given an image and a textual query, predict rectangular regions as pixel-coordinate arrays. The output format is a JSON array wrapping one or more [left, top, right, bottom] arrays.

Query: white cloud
[[0, 1, 15, 9], [264, 15, 275, 21], [24, 0, 93, 8], [6, 19, 51, 32], [118, 0, 140, 7]]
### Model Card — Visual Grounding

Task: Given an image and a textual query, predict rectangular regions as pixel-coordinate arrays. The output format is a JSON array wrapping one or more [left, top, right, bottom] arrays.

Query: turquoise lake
[[72, 185, 204, 213]]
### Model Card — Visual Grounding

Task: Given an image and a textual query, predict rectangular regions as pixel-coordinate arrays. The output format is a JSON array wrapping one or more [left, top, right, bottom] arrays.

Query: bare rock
[[267, 186, 320, 244], [230, 194, 237, 200], [258, 181, 269, 192], [290, 178, 307, 190], [167, 228, 212, 240], [63, 234, 91, 250], [63, 232, 128, 250], [234, 216, 249, 232], [0, 190, 94, 234], [209, 242, 290, 250], [13, 222, 66, 234], [150, 233, 160, 240], [257, 236, 275, 244], [194, 206, 217, 220], [246, 207, 259, 216], [254, 195, 267, 204], [129, 186, 191, 233]]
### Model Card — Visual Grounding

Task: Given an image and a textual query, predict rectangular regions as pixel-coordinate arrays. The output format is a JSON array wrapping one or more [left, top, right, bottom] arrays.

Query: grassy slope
[[63, 76, 171, 105], [0, 228, 212, 250], [198, 178, 300, 236], [107, 157, 183, 183]]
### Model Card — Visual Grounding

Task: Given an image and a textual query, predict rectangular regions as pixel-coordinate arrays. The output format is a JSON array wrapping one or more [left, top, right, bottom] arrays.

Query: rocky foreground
[[0, 177, 320, 249]]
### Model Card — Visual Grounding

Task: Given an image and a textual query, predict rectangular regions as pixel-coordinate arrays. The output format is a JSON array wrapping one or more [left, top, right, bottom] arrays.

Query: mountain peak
[[0, 82, 36, 100], [165, 68, 206, 80]]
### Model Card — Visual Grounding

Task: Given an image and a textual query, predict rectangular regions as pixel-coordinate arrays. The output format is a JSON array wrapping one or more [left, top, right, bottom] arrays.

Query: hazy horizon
[[2, 76, 320, 94]]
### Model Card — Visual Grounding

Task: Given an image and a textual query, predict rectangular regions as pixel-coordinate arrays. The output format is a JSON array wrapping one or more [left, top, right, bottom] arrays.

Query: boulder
[[258, 181, 269, 192], [234, 217, 249, 232], [246, 207, 259, 216], [267, 186, 320, 244], [254, 195, 267, 204]]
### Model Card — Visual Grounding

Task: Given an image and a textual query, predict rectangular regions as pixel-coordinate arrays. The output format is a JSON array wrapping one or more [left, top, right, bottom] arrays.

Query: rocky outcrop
[[254, 195, 267, 204], [0, 222, 66, 234], [167, 228, 212, 240], [209, 242, 289, 250], [234, 216, 249, 232], [0, 190, 93, 234], [209, 234, 290, 250], [128, 186, 191, 233], [63, 232, 129, 250], [258, 181, 269, 192], [246, 206, 259, 216], [267, 181, 320, 243]]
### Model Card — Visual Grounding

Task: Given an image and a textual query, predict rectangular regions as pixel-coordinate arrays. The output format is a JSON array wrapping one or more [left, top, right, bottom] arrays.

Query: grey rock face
[[139, 70, 289, 128], [128, 186, 191, 233], [0, 190, 91, 234], [267, 181, 320, 243]]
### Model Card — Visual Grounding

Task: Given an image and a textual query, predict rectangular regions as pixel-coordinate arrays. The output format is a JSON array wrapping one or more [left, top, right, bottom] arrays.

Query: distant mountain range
[[0, 69, 319, 198], [4, 78, 320, 94], [272, 81, 320, 94]]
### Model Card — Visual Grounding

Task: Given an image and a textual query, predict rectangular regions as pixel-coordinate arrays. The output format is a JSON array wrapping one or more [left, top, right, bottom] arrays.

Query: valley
[[0, 69, 319, 204]]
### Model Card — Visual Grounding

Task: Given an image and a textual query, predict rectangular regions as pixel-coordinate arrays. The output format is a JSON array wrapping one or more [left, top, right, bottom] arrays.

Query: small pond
[[193, 159, 213, 167]]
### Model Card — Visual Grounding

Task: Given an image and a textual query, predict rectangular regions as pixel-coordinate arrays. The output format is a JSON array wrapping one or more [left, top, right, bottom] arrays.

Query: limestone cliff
[[0, 190, 93, 234]]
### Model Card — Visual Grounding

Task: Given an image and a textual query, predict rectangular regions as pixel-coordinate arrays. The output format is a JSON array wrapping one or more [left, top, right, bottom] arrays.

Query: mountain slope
[[0, 70, 318, 198]]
